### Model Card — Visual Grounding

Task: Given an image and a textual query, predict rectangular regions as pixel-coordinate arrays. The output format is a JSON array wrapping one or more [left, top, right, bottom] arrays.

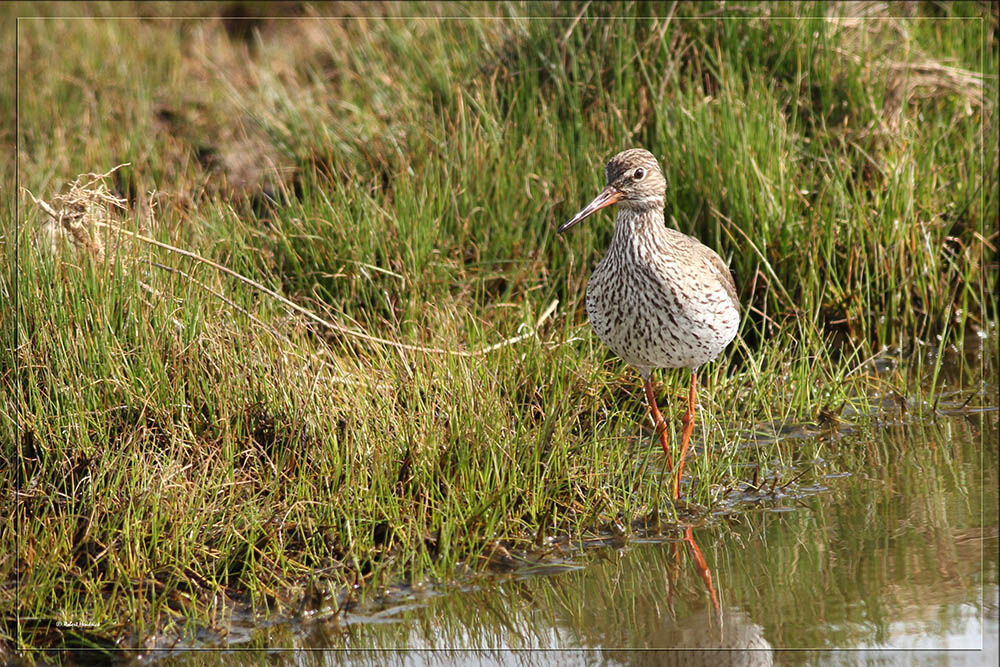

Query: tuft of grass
[[2, 0, 996, 655]]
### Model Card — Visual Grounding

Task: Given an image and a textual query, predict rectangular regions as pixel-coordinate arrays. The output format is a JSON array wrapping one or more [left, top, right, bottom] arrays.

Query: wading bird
[[559, 148, 739, 498]]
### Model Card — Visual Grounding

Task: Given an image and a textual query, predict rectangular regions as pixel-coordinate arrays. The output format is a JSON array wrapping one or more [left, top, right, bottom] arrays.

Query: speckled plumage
[[585, 199, 739, 377], [559, 148, 740, 498]]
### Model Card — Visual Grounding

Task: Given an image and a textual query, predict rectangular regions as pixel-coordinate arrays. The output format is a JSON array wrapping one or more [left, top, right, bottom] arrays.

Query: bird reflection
[[295, 527, 772, 667], [607, 526, 772, 667]]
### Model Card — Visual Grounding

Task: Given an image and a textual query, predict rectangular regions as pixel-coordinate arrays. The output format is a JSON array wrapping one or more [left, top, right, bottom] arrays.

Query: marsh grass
[[2, 0, 996, 657]]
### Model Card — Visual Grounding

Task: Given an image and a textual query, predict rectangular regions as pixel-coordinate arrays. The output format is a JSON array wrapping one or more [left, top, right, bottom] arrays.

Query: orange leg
[[643, 377, 673, 471], [672, 371, 697, 499], [684, 526, 720, 611]]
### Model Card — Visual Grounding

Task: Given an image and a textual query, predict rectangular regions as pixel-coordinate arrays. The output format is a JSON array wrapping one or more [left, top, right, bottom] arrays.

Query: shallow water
[[157, 394, 998, 665]]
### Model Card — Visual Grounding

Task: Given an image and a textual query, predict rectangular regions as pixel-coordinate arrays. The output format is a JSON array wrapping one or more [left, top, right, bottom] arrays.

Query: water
[[163, 367, 998, 665]]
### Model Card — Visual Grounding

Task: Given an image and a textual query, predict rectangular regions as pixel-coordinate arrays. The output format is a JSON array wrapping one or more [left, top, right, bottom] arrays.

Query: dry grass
[[826, 1, 990, 131]]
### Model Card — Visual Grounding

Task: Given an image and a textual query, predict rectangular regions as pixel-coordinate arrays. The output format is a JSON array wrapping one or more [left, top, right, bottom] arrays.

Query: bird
[[558, 148, 740, 499]]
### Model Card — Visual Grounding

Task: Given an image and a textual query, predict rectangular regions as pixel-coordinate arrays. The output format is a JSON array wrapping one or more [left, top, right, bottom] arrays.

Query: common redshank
[[559, 148, 740, 499]]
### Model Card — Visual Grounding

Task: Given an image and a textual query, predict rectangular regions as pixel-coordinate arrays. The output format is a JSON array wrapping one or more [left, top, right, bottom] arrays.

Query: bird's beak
[[558, 186, 621, 234]]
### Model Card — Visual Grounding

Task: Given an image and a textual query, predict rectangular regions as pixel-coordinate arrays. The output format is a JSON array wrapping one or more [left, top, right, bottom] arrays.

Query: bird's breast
[[584, 237, 739, 371]]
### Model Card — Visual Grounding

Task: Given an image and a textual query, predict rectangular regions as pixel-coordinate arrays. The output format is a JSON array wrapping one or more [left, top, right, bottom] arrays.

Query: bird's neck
[[612, 206, 667, 248]]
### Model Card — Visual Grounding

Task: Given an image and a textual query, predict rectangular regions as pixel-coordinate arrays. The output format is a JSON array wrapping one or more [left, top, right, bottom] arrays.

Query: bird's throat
[[613, 207, 668, 248]]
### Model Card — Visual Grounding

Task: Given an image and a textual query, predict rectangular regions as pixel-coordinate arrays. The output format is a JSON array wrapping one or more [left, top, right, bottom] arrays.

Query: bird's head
[[559, 148, 667, 234]]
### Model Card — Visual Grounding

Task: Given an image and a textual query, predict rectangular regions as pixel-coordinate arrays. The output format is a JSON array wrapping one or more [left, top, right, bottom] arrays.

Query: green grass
[[2, 0, 997, 657]]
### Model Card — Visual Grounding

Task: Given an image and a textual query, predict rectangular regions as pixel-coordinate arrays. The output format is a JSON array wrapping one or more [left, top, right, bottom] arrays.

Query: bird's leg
[[672, 371, 698, 499], [643, 376, 673, 471], [684, 526, 720, 612]]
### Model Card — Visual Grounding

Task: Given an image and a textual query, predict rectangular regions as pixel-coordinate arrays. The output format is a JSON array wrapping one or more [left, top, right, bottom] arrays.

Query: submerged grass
[[2, 0, 997, 657]]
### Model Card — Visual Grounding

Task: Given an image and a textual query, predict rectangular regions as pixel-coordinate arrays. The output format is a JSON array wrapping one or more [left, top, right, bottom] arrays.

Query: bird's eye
[[632, 168, 645, 180]]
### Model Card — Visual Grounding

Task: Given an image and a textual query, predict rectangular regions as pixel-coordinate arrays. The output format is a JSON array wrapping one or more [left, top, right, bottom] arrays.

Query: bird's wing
[[701, 249, 739, 309]]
